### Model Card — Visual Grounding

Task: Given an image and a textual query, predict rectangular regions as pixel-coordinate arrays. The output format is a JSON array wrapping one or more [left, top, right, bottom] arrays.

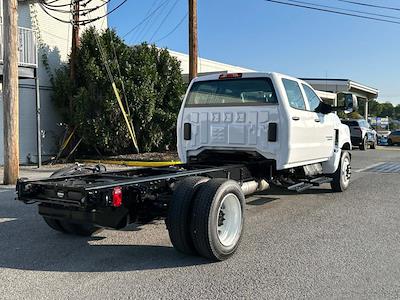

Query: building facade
[[0, 0, 107, 164]]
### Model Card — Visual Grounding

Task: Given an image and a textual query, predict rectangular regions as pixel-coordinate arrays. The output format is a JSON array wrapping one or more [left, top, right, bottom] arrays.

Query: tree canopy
[[52, 27, 186, 154]]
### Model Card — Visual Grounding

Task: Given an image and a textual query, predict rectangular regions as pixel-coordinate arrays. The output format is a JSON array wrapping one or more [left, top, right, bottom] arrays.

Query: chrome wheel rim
[[342, 156, 351, 186], [216, 193, 242, 247]]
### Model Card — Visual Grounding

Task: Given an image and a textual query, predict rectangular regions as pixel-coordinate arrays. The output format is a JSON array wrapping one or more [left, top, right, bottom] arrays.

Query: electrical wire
[[135, 0, 171, 43], [337, 0, 400, 12], [149, 0, 180, 42], [81, 0, 128, 25], [286, 0, 400, 20], [125, 0, 160, 43], [38, 0, 123, 25], [263, 0, 400, 25], [155, 12, 187, 42], [39, 3, 72, 24], [41, 2, 106, 15], [41, 0, 92, 8], [122, 0, 170, 38]]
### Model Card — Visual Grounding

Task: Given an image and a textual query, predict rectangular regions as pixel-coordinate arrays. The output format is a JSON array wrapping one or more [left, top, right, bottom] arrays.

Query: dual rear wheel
[[167, 177, 245, 261]]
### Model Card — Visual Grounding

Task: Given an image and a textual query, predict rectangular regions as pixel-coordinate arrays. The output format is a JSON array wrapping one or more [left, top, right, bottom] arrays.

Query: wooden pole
[[188, 0, 198, 82], [3, 0, 19, 184], [69, 0, 80, 114]]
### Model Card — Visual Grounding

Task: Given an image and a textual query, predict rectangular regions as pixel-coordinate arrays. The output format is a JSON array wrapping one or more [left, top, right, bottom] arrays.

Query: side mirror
[[337, 92, 358, 113]]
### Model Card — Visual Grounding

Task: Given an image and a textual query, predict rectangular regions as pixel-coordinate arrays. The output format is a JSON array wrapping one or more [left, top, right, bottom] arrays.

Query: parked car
[[387, 130, 400, 146], [377, 130, 391, 145], [341, 119, 377, 150]]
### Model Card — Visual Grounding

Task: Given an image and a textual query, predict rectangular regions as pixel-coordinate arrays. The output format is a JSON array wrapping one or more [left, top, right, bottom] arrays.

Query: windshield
[[185, 78, 278, 107]]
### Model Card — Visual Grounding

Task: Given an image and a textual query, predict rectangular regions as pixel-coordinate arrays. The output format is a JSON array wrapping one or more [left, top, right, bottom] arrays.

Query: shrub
[[52, 27, 185, 154]]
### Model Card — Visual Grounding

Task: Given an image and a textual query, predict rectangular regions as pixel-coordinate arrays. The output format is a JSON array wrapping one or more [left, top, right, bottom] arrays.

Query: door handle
[[292, 116, 300, 121], [314, 119, 320, 123]]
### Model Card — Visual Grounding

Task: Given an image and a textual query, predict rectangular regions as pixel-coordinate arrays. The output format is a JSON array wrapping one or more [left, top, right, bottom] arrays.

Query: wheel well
[[342, 142, 351, 150]]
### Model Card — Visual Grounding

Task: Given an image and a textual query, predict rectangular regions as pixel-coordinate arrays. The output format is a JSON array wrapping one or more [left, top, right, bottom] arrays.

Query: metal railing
[[0, 23, 38, 68]]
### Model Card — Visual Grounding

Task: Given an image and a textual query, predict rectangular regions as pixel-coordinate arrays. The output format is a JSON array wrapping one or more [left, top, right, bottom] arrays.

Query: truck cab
[[177, 72, 351, 172]]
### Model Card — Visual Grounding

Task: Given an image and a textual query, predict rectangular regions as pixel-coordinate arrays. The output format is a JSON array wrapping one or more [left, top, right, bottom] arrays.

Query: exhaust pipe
[[241, 179, 269, 196]]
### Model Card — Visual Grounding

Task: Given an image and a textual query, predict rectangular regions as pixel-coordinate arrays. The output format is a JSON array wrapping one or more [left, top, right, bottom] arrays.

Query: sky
[[109, 0, 400, 104]]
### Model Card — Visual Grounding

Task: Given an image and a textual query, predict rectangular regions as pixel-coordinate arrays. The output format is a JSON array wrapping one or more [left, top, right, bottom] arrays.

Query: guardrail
[[0, 23, 38, 68]]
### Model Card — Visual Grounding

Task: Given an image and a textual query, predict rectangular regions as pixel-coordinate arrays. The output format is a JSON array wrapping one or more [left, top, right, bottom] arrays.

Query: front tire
[[388, 139, 393, 146], [331, 151, 351, 192], [360, 136, 367, 151], [370, 138, 377, 149], [190, 179, 245, 261]]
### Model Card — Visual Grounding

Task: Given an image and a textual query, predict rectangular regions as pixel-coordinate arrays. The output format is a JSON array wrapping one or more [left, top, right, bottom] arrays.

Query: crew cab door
[[282, 78, 320, 164], [282, 79, 333, 165], [301, 83, 335, 159]]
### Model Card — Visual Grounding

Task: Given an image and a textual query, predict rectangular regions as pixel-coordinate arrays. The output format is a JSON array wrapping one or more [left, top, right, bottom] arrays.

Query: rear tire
[[360, 136, 367, 151], [190, 179, 245, 261], [388, 139, 393, 146], [167, 176, 209, 255], [331, 151, 351, 192]]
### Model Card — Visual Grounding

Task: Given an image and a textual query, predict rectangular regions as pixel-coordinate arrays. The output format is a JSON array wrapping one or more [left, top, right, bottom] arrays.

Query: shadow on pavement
[[0, 217, 209, 273]]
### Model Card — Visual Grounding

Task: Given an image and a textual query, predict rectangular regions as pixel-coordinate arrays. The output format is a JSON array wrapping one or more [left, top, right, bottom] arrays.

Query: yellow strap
[[60, 128, 76, 152], [80, 159, 182, 167], [112, 82, 139, 153]]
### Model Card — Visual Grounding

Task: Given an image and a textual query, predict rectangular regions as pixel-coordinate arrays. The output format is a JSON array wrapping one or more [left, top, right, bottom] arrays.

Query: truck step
[[288, 177, 333, 192], [310, 177, 333, 185]]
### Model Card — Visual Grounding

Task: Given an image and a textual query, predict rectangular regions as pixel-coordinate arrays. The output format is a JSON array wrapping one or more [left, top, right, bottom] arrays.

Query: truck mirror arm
[[315, 102, 333, 114]]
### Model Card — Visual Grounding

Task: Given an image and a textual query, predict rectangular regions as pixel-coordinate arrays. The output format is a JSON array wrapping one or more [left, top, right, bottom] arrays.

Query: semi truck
[[16, 72, 356, 261]]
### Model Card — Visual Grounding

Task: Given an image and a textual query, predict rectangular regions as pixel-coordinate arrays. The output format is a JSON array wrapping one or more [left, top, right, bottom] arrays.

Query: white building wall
[[167, 49, 255, 76], [0, 1, 107, 164]]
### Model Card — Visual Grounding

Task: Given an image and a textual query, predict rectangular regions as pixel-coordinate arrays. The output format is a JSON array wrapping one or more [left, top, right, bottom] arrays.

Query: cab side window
[[282, 79, 306, 110], [302, 84, 321, 112]]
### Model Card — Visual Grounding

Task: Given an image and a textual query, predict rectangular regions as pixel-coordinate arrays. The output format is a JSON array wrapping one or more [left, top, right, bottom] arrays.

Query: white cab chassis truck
[[17, 72, 356, 261]]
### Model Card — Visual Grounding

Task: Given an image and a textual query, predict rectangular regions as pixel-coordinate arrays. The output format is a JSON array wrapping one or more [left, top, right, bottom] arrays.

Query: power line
[[286, 0, 400, 20], [81, 0, 127, 25], [149, 0, 181, 42], [128, 0, 161, 43], [41, 0, 92, 8], [41, 1, 109, 15], [122, 0, 170, 38], [263, 0, 400, 25], [337, 0, 400, 12], [155, 12, 187, 42], [38, 0, 125, 25], [135, 0, 171, 43]]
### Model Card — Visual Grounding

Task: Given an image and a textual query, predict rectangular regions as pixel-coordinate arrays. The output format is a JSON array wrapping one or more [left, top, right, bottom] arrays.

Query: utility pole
[[70, 0, 80, 114], [188, 0, 198, 82], [3, 0, 19, 184]]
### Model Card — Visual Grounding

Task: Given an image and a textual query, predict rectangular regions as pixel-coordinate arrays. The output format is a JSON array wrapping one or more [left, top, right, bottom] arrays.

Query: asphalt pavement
[[0, 148, 399, 299]]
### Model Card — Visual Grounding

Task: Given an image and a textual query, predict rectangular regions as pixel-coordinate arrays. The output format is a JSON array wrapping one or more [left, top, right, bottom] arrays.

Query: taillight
[[219, 73, 242, 80], [112, 186, 123, 207]]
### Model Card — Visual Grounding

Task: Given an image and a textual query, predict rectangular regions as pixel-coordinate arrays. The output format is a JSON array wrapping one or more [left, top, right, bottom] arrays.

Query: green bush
[[53, 27, 185, 154]]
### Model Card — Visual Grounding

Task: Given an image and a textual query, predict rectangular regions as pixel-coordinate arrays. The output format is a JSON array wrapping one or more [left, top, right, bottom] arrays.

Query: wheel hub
[[342, 157, 351, 185], [216, 193, 242, 247]]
